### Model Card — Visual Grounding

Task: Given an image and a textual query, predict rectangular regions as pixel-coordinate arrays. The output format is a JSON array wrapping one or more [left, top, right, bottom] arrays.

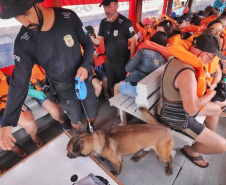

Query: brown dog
[[67, 107, 174, 176]]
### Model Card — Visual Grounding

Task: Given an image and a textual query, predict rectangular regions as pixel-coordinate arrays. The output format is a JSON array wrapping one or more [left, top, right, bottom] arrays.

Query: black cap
[[175, 13, 191, 23], [99, 0, 118, 7], [195, 34, 226, 60], [197, 10, 206, 18], [0, 0, 44, 19]]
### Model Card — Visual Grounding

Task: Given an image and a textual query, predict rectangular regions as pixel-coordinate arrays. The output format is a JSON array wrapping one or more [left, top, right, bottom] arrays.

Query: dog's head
[[67, 122, 96, 159]]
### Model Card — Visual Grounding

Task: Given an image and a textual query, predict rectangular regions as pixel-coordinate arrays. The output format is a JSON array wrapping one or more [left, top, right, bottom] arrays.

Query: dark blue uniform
[[2, 8, 97, 127]]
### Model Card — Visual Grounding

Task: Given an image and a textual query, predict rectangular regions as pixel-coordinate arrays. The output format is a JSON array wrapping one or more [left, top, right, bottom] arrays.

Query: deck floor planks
[[1, 97, 226, 185]]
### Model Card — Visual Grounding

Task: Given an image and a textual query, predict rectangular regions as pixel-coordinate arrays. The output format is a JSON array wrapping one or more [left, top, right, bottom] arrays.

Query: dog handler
[[0, 0, 98, 150]]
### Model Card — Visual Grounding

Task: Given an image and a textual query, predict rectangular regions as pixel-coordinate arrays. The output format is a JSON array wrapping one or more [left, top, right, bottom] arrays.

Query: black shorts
[[56, 81, 98, 124], [106, 62, 127, 89], [182, 116, 205, 139], [94, 68, 106, 82]]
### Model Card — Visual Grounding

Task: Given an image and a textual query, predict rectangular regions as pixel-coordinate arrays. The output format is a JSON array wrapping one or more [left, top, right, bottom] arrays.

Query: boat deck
[[0, 97, 225, 185]]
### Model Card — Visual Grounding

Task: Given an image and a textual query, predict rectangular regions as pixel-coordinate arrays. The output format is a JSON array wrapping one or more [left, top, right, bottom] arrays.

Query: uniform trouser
[[56, 81, 98, 124], [106, 63, 127, 90]]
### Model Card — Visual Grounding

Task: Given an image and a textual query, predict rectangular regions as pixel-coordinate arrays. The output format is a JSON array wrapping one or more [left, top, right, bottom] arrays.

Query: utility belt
[[48, 80, 75, 91]]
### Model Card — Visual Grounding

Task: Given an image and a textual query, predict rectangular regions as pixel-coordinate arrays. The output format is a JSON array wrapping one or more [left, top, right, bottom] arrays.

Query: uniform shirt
[[98, 13, 135, 66], [2, 8, 94, 127]]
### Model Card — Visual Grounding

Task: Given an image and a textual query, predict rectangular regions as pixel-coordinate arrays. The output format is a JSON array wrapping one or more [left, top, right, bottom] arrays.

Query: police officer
[[90, 0, 136, 95], [0, 0, 97, 150]]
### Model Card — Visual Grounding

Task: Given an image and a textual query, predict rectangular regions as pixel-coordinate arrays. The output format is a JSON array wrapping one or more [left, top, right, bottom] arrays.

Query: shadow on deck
[[0, 95, 225, 185]]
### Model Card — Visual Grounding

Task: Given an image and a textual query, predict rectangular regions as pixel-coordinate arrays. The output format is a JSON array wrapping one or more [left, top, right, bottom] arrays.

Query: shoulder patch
[[154, 59, 160, 66], [129, 26, 134, 33], [62, 12, 71, 18], [21, 32, 30, 41]]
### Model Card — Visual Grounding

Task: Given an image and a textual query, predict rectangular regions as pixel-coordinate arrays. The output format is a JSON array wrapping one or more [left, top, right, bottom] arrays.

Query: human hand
[[93, 53, 98, 59], [75, 67, 88, 82], [0, 126, 16, 150], [205, 88, 216, 97], [205, 71, 210, 79]]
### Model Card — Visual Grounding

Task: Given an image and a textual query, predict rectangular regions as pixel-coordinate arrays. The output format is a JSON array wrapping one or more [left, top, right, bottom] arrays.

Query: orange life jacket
[[135, 39, 172, 59], [204, 56, 220, 84], [183, 32, 200, 48], [181, 25, 201, 33], [0, 71, 8, 111], [200, 15, 216, 27], [167, 36, 207, 97], [93, 39, 107, 67], [136, 23, 156, 40], [167, 34, 186, 47], [220, 30, 226, 55], [30, 65, 46, 91]]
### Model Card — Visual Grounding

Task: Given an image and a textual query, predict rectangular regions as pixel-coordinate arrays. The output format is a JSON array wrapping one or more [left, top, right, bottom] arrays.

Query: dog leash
[[75, 77, 93, 133]]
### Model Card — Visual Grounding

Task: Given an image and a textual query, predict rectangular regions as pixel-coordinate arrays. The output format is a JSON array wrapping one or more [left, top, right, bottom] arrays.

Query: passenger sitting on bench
[[28, 65, 72, 131], [114, 31, 169, 118], [157, 34, 226, 168], [0, 71, 43, 150]]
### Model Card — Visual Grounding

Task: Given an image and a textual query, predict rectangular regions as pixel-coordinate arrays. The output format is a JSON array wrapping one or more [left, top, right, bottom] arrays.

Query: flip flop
[[35, 139, 44, 148], [181, 148, 209, 168], [14, 144, 27, 158]]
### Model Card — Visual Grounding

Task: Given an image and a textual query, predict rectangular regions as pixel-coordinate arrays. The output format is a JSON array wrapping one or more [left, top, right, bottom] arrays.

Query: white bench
[[109, 63, 206, 147]]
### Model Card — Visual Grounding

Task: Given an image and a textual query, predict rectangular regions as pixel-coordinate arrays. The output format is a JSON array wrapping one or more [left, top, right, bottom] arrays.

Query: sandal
[[35, 138, 44, 148], [0, 166, 6, 175], [181, 148, 209, 168], [13, 144, 27, 158]]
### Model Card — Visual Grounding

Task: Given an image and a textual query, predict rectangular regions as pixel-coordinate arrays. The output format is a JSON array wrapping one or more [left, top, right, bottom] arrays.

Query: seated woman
[[114, 31, 170, 123], [29, 65, 72, 131], [0, 70, 43, 169]]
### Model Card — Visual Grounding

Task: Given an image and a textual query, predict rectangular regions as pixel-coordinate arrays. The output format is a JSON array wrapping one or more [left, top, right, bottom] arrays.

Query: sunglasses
[[206, 53, 215, 62], [175, 20, 186, 24]]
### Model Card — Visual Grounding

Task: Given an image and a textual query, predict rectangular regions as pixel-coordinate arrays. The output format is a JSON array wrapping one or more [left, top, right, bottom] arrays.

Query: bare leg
[[18, 110, 43, 148], [183, 102, 225, 167], [102, 78, 111, 99], [114, 82, 121, 117], [42, 99, 65, 123], [10, 144, 27, 158], [92, 78, 102, 98]]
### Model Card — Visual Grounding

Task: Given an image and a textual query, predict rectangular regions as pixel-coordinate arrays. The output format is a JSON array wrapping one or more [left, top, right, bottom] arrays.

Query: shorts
[[94, 67, 106, 82], [0, 103, 31, 125], [119, 82, 137, 98], [57, 81, 98, 124], [106, 62, 127, 89], [36, 98, 47, 106], [21, 103, 31, 112], [182, 116, 205, 139]]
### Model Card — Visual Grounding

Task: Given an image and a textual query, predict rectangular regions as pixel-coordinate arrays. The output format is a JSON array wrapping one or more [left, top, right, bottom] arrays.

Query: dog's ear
[[72, 139, 85, 153], [79, 139, 84, 148], [76, 121, 86, 134]]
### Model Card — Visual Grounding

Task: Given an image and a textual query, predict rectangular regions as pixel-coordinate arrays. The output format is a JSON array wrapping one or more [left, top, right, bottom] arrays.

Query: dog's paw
[[166, 166, 173, 176], [131, 156, 141, 162], [110, 171, 119, 176], [99, 157, 105, 161]]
